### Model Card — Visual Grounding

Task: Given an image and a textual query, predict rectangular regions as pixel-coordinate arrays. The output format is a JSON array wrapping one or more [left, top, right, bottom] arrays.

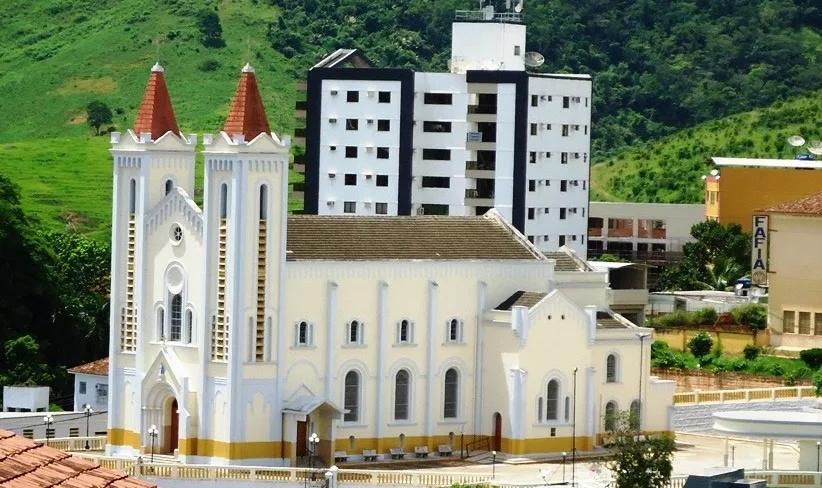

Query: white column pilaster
[[325, 281, 338, 400], [375, 281, 388, 441], [425, 281, 438, 438]]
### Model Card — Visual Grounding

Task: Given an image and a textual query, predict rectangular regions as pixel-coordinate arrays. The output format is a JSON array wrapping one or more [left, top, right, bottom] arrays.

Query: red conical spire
[[223, 63, 271, 141], [133, 63, 181, 140]]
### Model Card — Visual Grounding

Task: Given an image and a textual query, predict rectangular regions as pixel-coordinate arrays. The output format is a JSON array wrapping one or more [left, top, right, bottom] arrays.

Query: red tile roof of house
[[67, 359, 108, 377], [760, 190, 822, 216], [223, 64, 271, 141], [0, 429, 155, 488], [133, 63, 180, 140]]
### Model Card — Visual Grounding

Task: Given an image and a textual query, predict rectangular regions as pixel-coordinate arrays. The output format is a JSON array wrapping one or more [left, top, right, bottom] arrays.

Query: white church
[[105, 63, 675, 466]]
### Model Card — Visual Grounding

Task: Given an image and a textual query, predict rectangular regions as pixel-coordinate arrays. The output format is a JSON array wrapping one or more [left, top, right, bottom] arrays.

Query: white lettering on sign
[[751, 215, 768, 286]]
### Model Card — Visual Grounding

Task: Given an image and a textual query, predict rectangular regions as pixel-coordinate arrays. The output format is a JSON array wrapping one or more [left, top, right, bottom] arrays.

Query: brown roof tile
[[0, 429, 155, 488], [133, 64, 180, 140], [285, 213, 544, 261], [544, 249, 590, 271], [223, 64, 271, 141], [596, 311, 631, 329], [494, 291, 548, 310], [760, 190, 822, 215], [67, 359, 108, 376]]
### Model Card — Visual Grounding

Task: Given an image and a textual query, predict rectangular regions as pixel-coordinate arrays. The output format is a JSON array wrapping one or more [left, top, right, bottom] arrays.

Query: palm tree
[[695, 256, 746, 291]]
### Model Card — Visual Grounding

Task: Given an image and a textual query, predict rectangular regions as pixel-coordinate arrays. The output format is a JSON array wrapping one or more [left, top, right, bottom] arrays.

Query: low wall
[[653, 327, 769, 354], [652, 369, 809, 392]]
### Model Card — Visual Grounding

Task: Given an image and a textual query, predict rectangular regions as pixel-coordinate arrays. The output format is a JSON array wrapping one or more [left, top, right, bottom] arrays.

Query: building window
[[220, 183, 228, 218], [537, 397, 544, 422], [346, 119, 359, 131], [560, 208, 567, 219], [784, 310, 796, 333], [79, 381, 87, 394], [443, 368, 459, 419], [528, 208, 535, 220], [157, 307, 165, 340], [606, 354, 617, 383], [799, 312, 812, 335], [376, 174, 389, 187], [630, 400, 640, 430], [377, 119, 390, 131], [186, 310, 193, 344], [170, 294, 182, 341], [564, 396, 570, 422], [379, 91, 391, 103], [295, 321, 313, 347], [394, 369, 410, 420], [259, 185, 268, 219], [344, 371, 360, 422], [514, 45, 521, 55], [376, 202, 388, 215], [422, 176, 450, 188], [563, 96, 570, 108], [529, 152, 536, 164], [559, 235, 566, 246], [424, 93, 452, 105], [561, 180, 568, 192], [377, 147, 390, 159], [604, 401, 617, 431], [345, 174, 357, 186], [531, 95, 538, 107], [561, 153, 568, 164], [69, 428, 79, 437], [527, 235, 534, 244], [397, 319, 414, 344], [347, 91, 359, 102], [546, 379, 559, 420], [96, 384, 108, 402], [446, 318, 464, 343], [346, 320, 364, 345], [22, 429, 33, 439], [530, 123, 537, 136], [562, 124, 569, 136], [345, 146, 358, 158], [815, 313, 822, 335], [344, 201, 356, 213], [529, 180, 536, 192], [165, 179, 173, 195], [128, 179, 137, 213], [423, 121, 452, 133], [422, 149, 451, 160]]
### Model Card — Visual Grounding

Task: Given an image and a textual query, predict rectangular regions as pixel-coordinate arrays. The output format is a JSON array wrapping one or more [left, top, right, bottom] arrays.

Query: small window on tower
[[165, 179, 173, 195], [346, 119, 359, 131], [378, 91, 391, 103], [514, 45, 521, 56], [347, 91, 359, 102], [345, 174, 357, 186]]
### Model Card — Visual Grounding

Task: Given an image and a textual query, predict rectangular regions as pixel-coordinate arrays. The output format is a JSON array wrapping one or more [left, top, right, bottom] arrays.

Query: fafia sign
[[751, 215, 768, 286]]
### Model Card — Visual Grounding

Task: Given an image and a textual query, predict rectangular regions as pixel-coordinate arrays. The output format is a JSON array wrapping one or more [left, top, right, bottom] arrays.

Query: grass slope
[[592, 90, 822, 203]]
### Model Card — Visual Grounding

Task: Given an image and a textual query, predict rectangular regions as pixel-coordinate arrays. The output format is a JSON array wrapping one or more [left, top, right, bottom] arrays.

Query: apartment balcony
[[294, 127, 306, 145], [607, 228, 633, 238], [292, 182, 305, 200], [589, 227, 603, 237], [466, 133, 496, 151], [465, 160, 496, 179], [467, 104, 498, 122], [638, 228, 667, 239], [608, 288, 650, 307], [294, 100, 307, 119], [465, 188, 495, 206], [292, 155, 306, 173]]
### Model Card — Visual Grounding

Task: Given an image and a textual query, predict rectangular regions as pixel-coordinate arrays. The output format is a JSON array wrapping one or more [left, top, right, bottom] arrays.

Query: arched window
[[128, 179, 136, 214], [346, 320, 363, 345], [606, 354, 617, 383], [447, 319, 463, 343], [604, 401, 617, 431], [546, 380, 559, 420], [630, 399, 640, 430], [165, 179, 173, 195], [170, 294, 182, 341], [259, 185, 268, 220], [443, 368, 459, 419], [220, 183, 228, 219], [186, 310, 193, 344], [157, 307, 165, 340], [343, 371, 360, 422], [295, 321, 312, 347], [394, 369, 410, 420], [398, 319, 412, 344], [537, 397, 544, 422], [564, 396, 570, 422]]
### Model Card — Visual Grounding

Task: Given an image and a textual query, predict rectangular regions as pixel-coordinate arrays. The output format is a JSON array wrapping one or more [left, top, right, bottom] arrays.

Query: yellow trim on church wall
[[107, 428, 140, 448]]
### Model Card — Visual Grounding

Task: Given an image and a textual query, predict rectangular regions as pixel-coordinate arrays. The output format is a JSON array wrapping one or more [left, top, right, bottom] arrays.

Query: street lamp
[[636, 332, 651, 436], [148, 424, 159, 463], [491, 451, 496, 480], [309, 433, 319, 478], [43, 415, 54, 446], [730, 443, 735, 467], [572, 367, 578, 488], [562, 452, 567, 483], [83, 404, 93, 449], [460, 424, 465, 458], [817, 441, 820, 471]]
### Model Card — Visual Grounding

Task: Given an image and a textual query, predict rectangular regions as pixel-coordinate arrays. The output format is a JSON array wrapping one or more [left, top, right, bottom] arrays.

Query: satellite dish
[[710, 169, 719, 176], [524, 51, 544, 67], [788, 135, 806, 147], [514, 1, 523, 12], [808, 141, 822, 155]]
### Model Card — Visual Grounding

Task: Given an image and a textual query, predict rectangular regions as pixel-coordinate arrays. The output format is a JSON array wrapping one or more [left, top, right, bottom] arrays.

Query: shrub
[[650, 311, 692, 328], [766, 363, 785, 377], [694, 308, 718, 326], [651, 340, 669, 359], [688, 331, 713, 358], [813, 368, 822, 395], [198, 59, 221, 72], [743, 344, 762, 361], [800, 348, 822, 369], [731, 304, 767, 330]]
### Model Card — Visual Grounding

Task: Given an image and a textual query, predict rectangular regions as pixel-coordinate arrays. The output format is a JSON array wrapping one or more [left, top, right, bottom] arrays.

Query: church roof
[[133, 63, 180, 140], [494, 291, 548, 310], [0, 429, 155, 488], [68, 358, 108, 376], [223, 64, 271, 141], [285, 212, 544, 261], [759, 190, 822, 216]]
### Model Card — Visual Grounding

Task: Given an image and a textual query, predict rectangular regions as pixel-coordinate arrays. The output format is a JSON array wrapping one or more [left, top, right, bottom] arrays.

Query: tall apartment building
[[292, 5, 592, 256]]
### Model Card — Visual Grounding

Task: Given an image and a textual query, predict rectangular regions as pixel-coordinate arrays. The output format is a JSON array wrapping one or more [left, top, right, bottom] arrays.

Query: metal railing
[[467, 105, 498, 115], [455, 10, 523, 22], [464, 435, 491, 455], [673, 386, 815, 405], [466, 160, 496, 171], [465, 189, 494, 199]]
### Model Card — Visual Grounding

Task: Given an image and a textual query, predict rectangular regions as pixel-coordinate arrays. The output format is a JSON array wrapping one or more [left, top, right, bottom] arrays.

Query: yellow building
[[761, 190, 822, 351], [706, 158, 822, 232]]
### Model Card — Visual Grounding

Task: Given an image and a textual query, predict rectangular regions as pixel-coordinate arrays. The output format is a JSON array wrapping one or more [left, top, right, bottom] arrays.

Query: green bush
[[197, 59, 221, 72], [650, 311, 692, 328], [800, 348, 822, 369], [765, 363, 785, 377], [694, 308, 719, 326], [731, 304, 767, 330], [688, 331, 713, 358], [651, 340, 670, 359], [813, 368, 822, 395], [743, 344, 762, 361]]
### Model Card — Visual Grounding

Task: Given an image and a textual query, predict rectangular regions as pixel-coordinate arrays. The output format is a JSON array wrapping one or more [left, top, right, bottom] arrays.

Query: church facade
[[105, 64, 675, 466]]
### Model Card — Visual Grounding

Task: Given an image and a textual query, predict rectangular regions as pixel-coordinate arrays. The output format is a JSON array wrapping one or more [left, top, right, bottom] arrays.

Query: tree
[[86, 100, 112, 136], [605, 410, 675, 488], [197, 11, 225, 48], [695, 256, 746, 291], [688, 331, 714, 358]]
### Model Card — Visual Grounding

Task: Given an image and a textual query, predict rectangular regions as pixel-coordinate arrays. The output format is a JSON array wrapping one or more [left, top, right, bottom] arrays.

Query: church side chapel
[[105, 63, 675, 466]]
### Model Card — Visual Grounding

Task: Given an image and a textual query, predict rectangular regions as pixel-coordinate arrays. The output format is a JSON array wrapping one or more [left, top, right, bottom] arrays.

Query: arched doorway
[[169, 398, 179, 453], [493, 413, 502, 451]]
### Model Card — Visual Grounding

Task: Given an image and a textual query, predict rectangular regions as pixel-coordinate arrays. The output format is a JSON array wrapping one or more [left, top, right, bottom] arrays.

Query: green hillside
[[591, 91, 822, 203]]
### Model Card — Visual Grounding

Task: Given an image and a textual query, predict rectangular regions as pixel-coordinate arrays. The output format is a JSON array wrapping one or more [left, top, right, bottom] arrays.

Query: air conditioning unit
[[539, 123, 547, 129], [329, 172, 337, 178], [95, 384, 102, 390], [365, 173, 373, 179], [364, 200, 372, 206], [417, 207, 425, 215], [367, 90, 376, 97], [540, 95, 548, 100], [365, 145, 374, 152], [329, 145, 337, 151], [538, 180, 544, 186], [330, 90, 338, 95], [367, 119, 374, 124], [572, 124, 580, 130], [329, 118, 337, 123], [574, 153, 580, 159], [327, 200, 335, 206], [572, 96, 580, 102]]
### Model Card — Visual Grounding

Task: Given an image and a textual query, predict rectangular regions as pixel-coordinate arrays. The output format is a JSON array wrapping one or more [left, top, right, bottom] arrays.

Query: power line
[[0, 410, 107, 432]]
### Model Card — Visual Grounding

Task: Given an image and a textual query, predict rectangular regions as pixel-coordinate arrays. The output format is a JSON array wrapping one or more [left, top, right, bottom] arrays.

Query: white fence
[[35, 436, 106, 451], [674, 386, 816, 405]]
